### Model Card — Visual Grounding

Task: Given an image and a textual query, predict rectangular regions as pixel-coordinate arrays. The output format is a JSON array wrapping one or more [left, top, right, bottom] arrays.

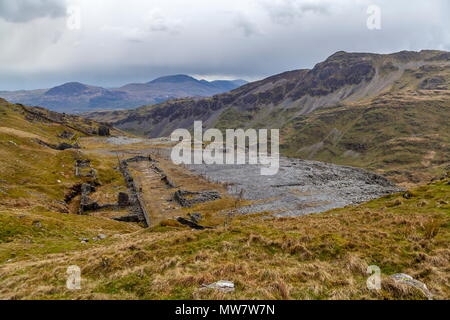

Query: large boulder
[[390, 273, 433, 300]]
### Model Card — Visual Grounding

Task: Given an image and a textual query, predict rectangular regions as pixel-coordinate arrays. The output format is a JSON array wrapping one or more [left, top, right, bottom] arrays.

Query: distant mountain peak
[[45, 82, 91, 96], [149, 74, 198, 84], [1, 75, 246, 113]]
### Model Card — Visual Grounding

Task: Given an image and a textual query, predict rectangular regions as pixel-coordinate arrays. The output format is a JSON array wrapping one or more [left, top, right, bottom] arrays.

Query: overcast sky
[[0, 0, 449, 90]]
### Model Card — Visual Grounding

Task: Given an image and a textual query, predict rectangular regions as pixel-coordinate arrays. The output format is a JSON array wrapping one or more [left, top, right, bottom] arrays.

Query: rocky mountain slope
[[0, 75, 247, 113], [86, 50, 450, 184]]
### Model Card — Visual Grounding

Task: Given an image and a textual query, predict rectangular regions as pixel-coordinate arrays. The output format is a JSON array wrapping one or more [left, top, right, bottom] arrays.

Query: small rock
[[93, 234, 107, 241], [80, 238, 89, 244], [390, 273, 433, 300], [188, 213, 203, 223], [32, 221, 42, 228], [403, 192, 413, 199], [202, 280, 235, 293]]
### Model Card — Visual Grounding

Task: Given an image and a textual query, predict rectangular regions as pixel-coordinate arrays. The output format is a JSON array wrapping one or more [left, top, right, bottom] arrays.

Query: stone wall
[[118, 158, 151, 227]]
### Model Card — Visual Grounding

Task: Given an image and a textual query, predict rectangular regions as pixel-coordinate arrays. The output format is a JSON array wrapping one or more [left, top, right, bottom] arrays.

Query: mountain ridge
[[97, 50, 449, 134], [0, 75, 248, 113]]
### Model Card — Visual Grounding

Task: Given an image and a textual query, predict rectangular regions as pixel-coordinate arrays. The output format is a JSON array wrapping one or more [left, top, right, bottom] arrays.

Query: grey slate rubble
[[187, 157, 402, 217]]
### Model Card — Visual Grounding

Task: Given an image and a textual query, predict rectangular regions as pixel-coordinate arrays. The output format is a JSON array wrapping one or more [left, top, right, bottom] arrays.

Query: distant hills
[[86, 50, 450, 185], [0, 75, 248, 113]]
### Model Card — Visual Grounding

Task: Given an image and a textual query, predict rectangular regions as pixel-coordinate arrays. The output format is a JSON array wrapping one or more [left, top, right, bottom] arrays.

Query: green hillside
[[281, 93, 450, 186]]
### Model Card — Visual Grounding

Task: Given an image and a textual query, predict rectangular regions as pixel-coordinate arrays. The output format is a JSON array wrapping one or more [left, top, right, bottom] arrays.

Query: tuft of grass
[[423, 220, 442, 239]]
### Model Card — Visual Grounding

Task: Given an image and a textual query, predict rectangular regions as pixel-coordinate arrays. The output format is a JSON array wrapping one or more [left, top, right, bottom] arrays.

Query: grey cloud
[[0, 0, 449, 91], [147, 8, 182, 34], [234, 14, 261, 37], [260, 0, 329, 26], [300, 3, 328, 15], [0, 0, 67, 23]]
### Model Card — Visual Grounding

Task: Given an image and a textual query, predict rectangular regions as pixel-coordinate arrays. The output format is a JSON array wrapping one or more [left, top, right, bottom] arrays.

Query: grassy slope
[[281, 93, 450, 186], [0, 100, 139, 263], [0, 99, 125, 205], [0, 178, 448, 300], [0, 100, 81, 204]]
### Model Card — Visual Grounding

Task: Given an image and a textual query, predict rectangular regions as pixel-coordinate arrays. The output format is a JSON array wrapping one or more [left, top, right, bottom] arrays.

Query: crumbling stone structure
[[126, 155, 152, 163], [98, 125, 111, 137], [35, 139, 80, 151], [78, 183, 99, 215], [75, 159, 97, 178], [174, 190, 221, 208], [118, 192, 130, 207], [118, 159, 151, 227], [65, 183, 83, 203], [113, 214, 140, 223]]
